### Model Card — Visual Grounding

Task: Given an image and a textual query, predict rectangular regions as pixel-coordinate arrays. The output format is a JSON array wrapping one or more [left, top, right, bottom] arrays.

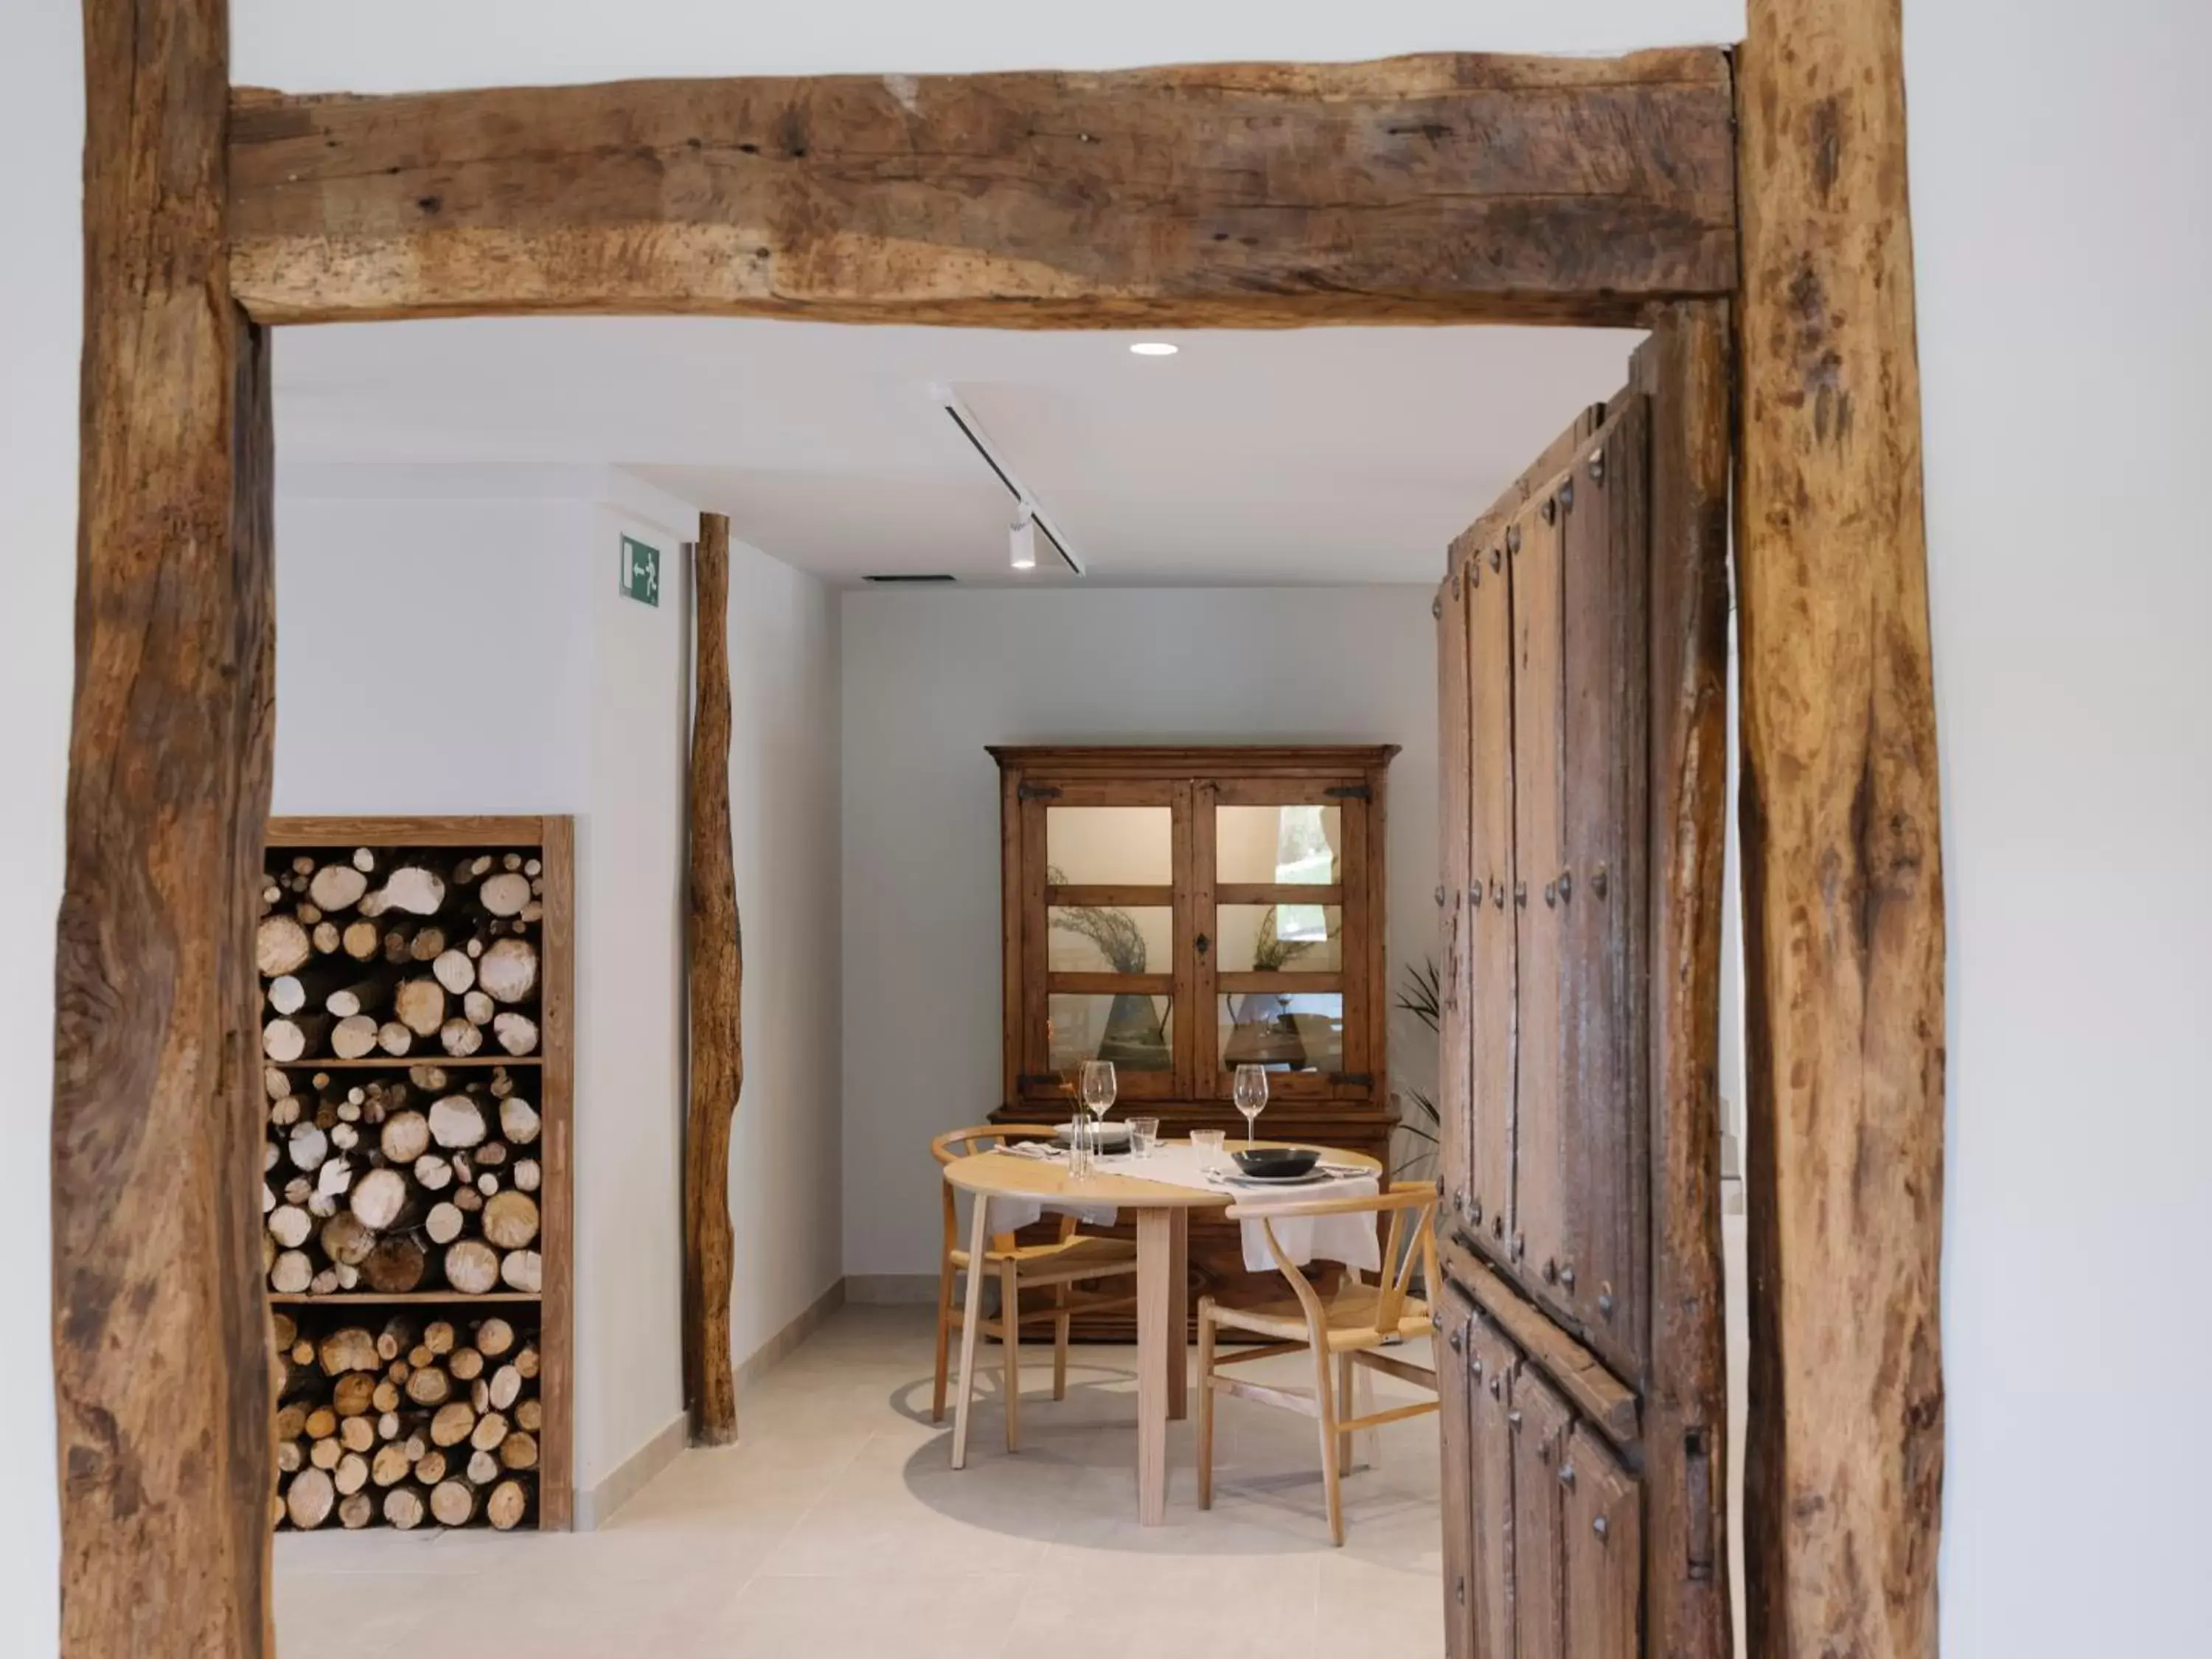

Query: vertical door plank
[[1511, 498, 1567, 1286], [1562, 1424, 1644, 1659], [1340, 777, 1374, 1091], [1000, 766, 1026, 1105], [1020, 794, 1050, 1085], [1192, 779, 1220, 1097], [1557, 403, 1652, 1380], [1469, 1316, 1522, 1659], [1469, 532, 1518, 1253], [1436, 563, 1472, 1220], [1357, 762, 1391, 1096], [1172, 779, 1200, 1100], [1638, 305, 1736, 1659], [684, 513, 742, 1447], [55, 0, 274, 1644], [1510, 1366, 1571, 1659], [1437, 1287, 1478, 1659], [1739, 7, 1946, 1655]]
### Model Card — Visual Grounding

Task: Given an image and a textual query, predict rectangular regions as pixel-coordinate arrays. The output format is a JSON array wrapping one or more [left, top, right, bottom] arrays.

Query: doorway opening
[[255, 313, 1694, 1658]]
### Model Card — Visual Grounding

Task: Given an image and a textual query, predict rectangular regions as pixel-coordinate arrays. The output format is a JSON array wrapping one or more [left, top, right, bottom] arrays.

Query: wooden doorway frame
[[55, 3, 1942, 1656]]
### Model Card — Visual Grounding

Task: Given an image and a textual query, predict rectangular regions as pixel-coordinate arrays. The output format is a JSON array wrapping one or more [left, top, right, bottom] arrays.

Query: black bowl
[[1233, 1147, 1319, 1178]]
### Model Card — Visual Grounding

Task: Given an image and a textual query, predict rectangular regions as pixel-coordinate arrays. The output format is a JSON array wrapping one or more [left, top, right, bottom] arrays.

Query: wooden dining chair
[[1196, 1181, 1441, 1544], [931, 1124, 1141, 1451]]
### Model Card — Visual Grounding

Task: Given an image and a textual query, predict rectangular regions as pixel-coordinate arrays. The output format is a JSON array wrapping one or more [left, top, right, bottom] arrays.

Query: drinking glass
[[1078, 1060, 1117, 1176], [1233, 1063, 1269, 1149], [1127, 1117, 1161, 1159], [1190, 1128, 1227, 1172]]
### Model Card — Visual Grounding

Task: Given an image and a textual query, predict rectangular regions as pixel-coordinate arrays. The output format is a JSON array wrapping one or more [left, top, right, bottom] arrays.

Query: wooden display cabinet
[[989, 745, 1399, 1332]]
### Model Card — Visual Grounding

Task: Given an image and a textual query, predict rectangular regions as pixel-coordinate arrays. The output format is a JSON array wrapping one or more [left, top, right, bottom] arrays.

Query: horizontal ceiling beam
[[228, 52, 1737, 327]]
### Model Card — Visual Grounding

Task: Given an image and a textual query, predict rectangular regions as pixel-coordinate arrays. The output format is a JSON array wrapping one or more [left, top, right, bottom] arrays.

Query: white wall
[[1906, 5, 2212, 1655], [7, 1, 2211, 1652], [0, 1, 74, 1649], [274, 465, 697, 1498], [279, 467, 845, 1492], [724, 549, 846, 1360], [839, 586, 1437, 1277]]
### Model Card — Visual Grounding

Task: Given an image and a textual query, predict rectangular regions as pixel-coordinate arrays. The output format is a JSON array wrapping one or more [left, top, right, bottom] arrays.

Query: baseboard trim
[[842, 1273, 940, 1306], [574, 1410, 688, 1531], [734, 1277, 849, 1392]]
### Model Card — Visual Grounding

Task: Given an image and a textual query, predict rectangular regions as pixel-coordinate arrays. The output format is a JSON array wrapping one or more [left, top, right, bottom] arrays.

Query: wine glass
[[1079, 1060, 1117, 1169], [1233, 1063, 1269, 1150]]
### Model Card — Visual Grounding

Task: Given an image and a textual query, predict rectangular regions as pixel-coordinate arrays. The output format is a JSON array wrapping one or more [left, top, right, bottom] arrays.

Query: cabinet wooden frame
[[58, 5, 1942, 1655], [264, 815, 576, 1531], [993, 745, 1395, 1121]]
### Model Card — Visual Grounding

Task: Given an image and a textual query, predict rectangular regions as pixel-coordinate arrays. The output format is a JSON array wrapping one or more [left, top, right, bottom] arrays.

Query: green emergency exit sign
[[619, 535, 661, 607]]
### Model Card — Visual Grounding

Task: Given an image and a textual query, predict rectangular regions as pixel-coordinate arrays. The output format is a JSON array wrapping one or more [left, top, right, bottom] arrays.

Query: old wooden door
[[1433, 313, 1732, 1659]]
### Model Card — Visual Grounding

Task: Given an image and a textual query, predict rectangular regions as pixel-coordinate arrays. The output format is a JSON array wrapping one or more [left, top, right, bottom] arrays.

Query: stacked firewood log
[[257, 848, 544, 1063], [271, 1309, 540, 1531], [262, 1063, 545, 1295]]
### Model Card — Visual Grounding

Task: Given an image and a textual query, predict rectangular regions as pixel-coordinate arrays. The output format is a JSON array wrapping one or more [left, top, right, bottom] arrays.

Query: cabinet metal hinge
[[1016, 783, 1062, 801], [1323, 785, 1371, 801]]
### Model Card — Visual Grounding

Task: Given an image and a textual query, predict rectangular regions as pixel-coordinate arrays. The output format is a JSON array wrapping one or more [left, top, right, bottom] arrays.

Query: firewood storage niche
[[990, 745, 1398, 1332], [258, 815, 573, 1531]]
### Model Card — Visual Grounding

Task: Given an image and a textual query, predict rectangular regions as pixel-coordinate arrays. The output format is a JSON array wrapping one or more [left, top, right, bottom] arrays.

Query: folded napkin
[[1216, 1170, 1382, 1274], [975, 1144, 1118, 1232]]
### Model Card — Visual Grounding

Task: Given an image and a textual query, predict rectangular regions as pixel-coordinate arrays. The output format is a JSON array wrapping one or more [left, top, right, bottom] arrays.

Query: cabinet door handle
[[1194, 933, 1210, 956]]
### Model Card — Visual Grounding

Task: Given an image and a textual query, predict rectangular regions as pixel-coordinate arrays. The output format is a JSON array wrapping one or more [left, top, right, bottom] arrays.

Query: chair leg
[[1312, 1339, 1345, 1547], [1336, 1352, 1356, 1474], [1000, 1258, 1022, 1452], [1052, 1281, 1071, 1402], [1195, 1298, 1217, 1511], [931, 1251, 956, 1425]]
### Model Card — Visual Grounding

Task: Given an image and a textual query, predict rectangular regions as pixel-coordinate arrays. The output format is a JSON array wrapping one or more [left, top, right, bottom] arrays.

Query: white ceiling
[[274, 318, 1642, 587]]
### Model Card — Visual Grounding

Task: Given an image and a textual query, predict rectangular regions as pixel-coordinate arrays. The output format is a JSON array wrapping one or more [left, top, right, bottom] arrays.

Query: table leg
[[950, 1194, 992, 1470], [1165, 1208, 1189, 1422], [1135, 1206, 1172, 1525]]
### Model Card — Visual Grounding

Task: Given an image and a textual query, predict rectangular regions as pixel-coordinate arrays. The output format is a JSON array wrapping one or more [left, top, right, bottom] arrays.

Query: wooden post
[[55, 0, 275, 1650], [683, 514, 743, 1444], [1737, 5, 1947, 1657], [1638, 301, 1735, 1659]]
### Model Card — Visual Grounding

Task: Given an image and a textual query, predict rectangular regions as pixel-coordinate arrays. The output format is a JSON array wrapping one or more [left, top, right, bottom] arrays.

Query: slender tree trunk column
[[684, 513, 744, 1444]]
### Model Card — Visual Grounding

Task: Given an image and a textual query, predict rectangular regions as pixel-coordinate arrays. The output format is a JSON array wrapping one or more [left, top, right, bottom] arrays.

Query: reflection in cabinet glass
[[1219, 990, 1344, 1074]]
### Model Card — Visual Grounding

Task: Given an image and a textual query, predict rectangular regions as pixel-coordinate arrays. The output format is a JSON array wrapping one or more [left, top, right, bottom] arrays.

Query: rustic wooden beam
[[226, 52, 1737, 327], [682, 515, 743, 1445], [55, 0, 274, 1649], [1636, 301, 1735, 1659], [1736, 4, 1947, 1657]]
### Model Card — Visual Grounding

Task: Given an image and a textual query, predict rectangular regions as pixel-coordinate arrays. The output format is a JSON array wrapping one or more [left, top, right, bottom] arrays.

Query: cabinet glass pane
[[1216, 903, 1342, 973], [1218, 991, 1344, 1074], [1049, 905, 1172, 974], [1049, 994, 1174, 1072], [1216, 804, 1341, 885], [1046, 806, 1172, 886]]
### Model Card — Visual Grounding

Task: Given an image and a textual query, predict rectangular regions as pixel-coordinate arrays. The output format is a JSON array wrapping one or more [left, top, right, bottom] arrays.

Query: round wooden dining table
[[939, 1138, 1381, 1525]]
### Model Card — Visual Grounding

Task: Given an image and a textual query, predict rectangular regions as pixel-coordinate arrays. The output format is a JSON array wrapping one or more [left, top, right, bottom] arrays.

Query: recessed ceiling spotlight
[[1128, 341, 1179, 357]]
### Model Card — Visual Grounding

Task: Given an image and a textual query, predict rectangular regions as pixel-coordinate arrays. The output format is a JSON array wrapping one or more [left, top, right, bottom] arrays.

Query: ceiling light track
[[929, 384, 1085, 576]]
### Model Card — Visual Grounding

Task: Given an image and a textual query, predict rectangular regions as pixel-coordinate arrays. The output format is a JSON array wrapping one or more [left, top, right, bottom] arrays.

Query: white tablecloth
[[983, 1141, 1380, 1274]]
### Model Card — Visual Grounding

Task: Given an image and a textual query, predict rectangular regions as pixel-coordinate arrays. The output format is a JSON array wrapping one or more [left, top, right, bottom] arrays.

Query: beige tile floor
[[276, 1304, 1446, 1658]]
